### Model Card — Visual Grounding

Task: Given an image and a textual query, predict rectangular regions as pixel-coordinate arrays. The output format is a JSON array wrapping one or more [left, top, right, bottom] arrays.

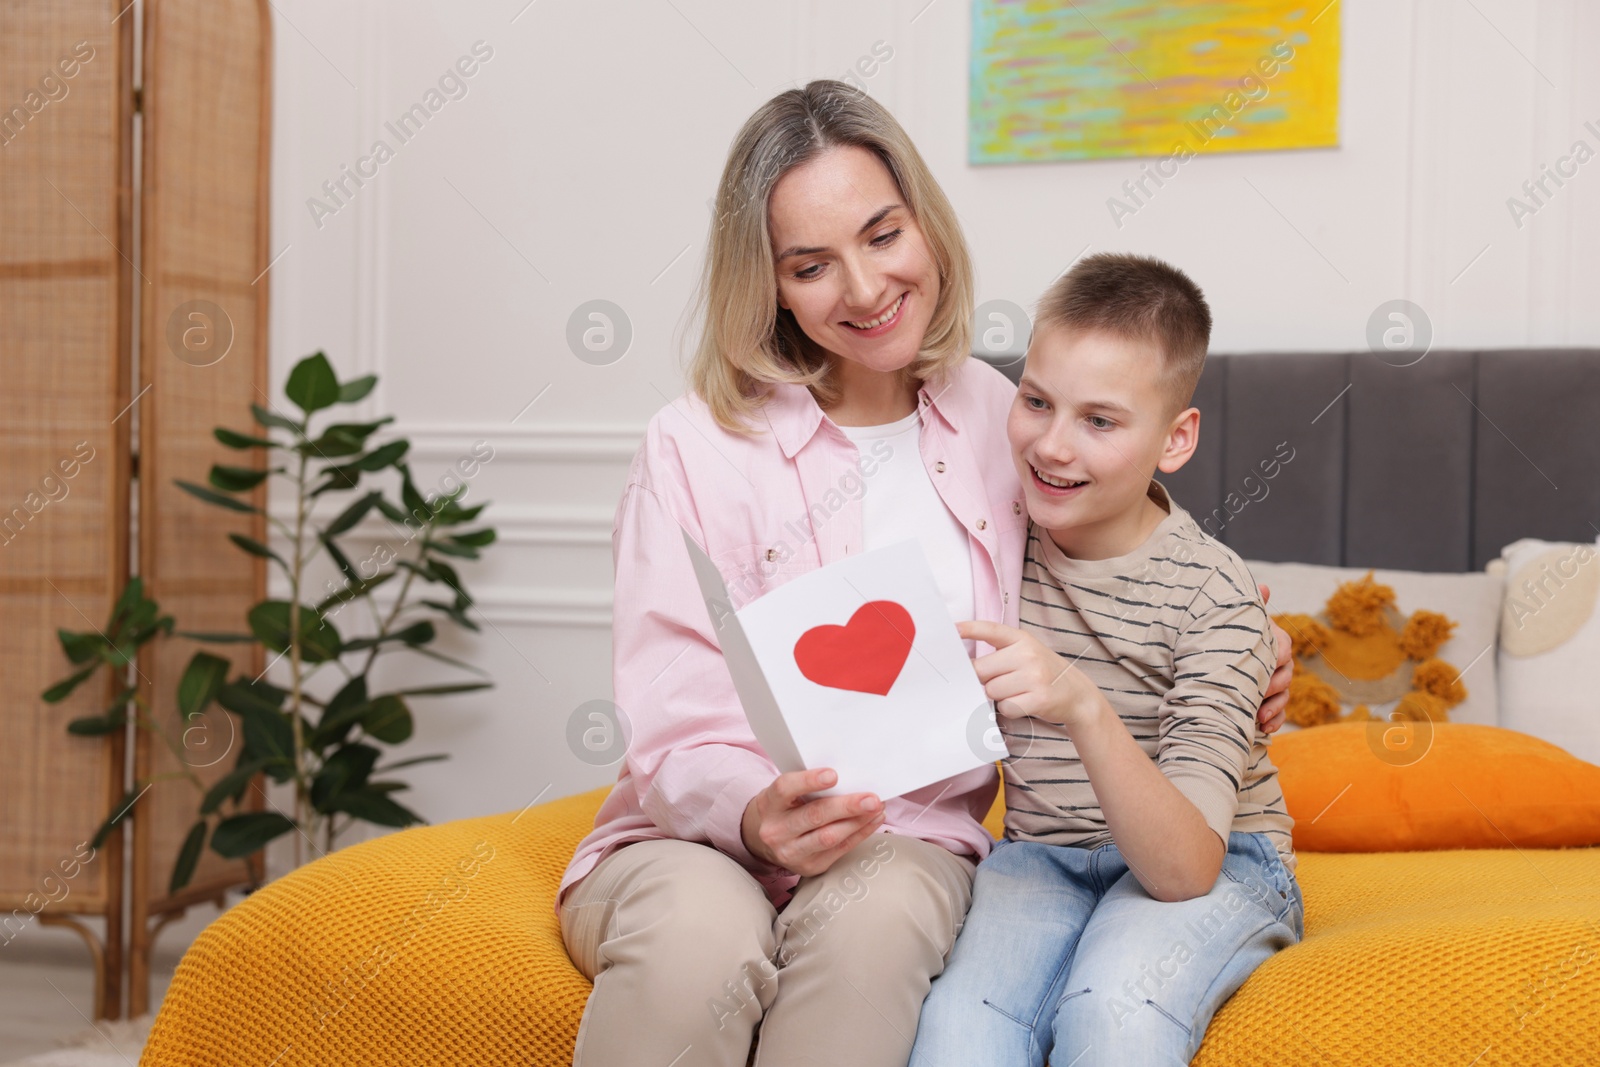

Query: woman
[[557, 80, 1292, 1067]]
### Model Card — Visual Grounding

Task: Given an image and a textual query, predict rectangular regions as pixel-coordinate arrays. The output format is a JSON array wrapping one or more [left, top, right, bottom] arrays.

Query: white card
[[682, 528, 998, 800]]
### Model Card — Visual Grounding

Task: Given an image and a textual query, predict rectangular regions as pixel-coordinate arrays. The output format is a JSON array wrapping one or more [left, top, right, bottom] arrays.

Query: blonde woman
[[556, 80, 1292, 1067]]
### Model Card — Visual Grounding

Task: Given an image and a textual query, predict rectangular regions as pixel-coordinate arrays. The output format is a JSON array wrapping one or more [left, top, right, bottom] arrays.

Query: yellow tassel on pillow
[[1324, 572, 1395, 636], [1286, 671, 1343, 727], [1399, 610, 1456, 659], [1410, 658, 1468, 708]]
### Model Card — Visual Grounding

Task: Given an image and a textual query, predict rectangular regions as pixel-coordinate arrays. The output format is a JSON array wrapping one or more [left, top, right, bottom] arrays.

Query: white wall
[[264, 0, 1600, 833]]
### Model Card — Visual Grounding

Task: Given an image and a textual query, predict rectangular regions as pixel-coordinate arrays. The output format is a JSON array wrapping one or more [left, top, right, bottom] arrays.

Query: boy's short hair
[[1034, 252, 1212, 413]]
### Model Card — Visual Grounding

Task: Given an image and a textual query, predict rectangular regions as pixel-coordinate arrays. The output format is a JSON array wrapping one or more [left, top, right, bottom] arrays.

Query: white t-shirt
[[838, 408, 976, 636]]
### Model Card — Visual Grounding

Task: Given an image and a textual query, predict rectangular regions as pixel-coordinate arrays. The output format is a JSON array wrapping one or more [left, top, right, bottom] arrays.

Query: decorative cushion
[[1272, 722, 1600, 852], [1491, 537, 1600, 764], [1246, 560, 1503, 728]]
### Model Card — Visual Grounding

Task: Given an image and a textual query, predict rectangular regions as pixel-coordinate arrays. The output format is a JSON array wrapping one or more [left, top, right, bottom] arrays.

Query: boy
[[910, 253, 1301, 1067]]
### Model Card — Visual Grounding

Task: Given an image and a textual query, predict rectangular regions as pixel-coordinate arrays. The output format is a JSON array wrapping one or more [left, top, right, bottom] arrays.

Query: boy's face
[[1007, 324, 1198, 556]]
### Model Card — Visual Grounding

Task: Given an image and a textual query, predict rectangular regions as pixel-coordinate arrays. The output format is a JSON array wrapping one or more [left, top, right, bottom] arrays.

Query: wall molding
[[267, 502, 614, 545], [362, 587, 612, 629], [396, 421, 646, 463]]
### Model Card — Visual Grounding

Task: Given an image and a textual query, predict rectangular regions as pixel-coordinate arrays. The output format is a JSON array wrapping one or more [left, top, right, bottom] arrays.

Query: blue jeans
[[910, 832, 1303, 1067]]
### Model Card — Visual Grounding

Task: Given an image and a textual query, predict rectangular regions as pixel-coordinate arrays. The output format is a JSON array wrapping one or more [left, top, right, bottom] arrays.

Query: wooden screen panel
[[0, 0, 132, 920], [135, 0, 271, 927]]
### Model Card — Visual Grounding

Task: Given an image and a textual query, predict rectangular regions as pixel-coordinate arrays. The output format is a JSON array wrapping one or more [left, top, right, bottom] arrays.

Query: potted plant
[[43, 352, 496, 889]]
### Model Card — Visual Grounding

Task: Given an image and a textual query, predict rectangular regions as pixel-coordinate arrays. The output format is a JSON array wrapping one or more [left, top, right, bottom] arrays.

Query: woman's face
[[767, 145, 940, 376]]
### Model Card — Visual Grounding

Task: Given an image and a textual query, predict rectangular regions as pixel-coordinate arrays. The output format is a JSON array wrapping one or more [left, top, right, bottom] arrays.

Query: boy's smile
[[1008, 325, 1199, 561]]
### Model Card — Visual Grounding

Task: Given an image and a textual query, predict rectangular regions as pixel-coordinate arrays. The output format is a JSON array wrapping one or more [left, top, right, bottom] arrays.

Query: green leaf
[[311, 743, 380, 808], [228, 533, 286, 567], [90, 786, 148, 849], [315, 571, 394, 614], [303, 419, 394, 459], [107, 597, 160, 652], [170, 821, 207, 893], [177, 652, 232, 719], [321, 534, 358, 582], [208, 464, 272, 492], [217, 678, 286, 716], [328, 418, 392, 437], [218, 681, 295, 770], [111, 577, 146, 623], [246, 601, 342, 663], [392, 681, 492, 698], [341, 621, 432, 653], [310, 676, 369, 748], [309, 466, 362, 497], [428, 540, 480, 560], [346, 439, 408, 472], [374, 753, 449, 773], [432, 499, 487, 527], [324, 491, 382, 537], [67, 710, 127, 736], [123, 616, 174, 648], [176, 479, 259, 514], [421, 599, 479, 633], [200, 759, 270, 814], [285, 352, 341, 414], [251, 403, 303, 433], [396, 621, 435, 646], [338, 375, 378, 403], [361, 695, 413, 744], [374, 497, 410, 524], [298, 428, 366, 458], [448, 528, 496, 548], [58, 628, 106, 665], [210, 812, 297, 859], [426, 558, 462, 591], [43, 664, 98, 703], [215, 427, 277, 449], [400, 468, 429, 517], [324, 787, 422, 828], [178, 630, 256, 644]]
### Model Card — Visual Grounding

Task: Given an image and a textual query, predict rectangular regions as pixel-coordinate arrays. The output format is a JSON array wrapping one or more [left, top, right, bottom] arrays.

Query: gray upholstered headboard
[[978, 349, 1600, 573]]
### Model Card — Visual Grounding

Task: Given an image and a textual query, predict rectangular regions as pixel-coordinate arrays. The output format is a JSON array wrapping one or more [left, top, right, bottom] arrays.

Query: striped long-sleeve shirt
[[1005, 480, 1296, 871]]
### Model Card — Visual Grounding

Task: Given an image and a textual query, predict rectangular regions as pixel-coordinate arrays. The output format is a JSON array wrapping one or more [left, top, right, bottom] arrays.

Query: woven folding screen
[[0, 0, 271, 1019], [0, 0, 135, 1017]]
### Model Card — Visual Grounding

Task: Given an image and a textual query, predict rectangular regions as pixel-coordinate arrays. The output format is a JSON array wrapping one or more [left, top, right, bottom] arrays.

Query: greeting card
[[683, 529, 999, 800]]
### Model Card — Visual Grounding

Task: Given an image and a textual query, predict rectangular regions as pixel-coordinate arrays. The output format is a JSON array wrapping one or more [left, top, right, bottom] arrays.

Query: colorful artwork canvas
[[970, 1, 1340, 163]]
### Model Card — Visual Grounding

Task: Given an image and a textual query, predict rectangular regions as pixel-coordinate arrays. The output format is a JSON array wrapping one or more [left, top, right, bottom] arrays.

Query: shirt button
[[1004, 592, 1010, 604], [921, 394, 930, 406], [977, 519, 988, 530], [1012, 501, 1022, 515], [765, 548, 777, 562], [935, 461, 946, 473]]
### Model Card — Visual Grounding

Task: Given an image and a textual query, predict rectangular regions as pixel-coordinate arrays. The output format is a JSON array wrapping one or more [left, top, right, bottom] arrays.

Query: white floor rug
[[0, 1016, 152, 1067]]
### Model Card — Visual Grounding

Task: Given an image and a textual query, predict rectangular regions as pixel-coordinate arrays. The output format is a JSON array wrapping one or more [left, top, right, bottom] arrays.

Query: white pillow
[[1244, 559, 1504, 729], [1490, 537, 1600, 764]]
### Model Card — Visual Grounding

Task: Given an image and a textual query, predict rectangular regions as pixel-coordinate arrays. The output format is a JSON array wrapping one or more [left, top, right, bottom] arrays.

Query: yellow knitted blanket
[[140, 787, 1600, 1066]]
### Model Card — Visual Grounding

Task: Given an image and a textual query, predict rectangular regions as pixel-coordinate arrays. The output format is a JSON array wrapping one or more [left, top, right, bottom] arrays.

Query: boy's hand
[[1259, 582, 1291, 734], [958, 620, 1110, 730]]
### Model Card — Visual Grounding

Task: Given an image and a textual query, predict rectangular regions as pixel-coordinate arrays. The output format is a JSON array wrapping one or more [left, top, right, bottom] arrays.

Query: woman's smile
[[842, 292, 908, 335]]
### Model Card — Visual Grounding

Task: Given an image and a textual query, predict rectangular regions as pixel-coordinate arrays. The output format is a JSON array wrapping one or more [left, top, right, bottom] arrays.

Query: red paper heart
[[793, 600, 916, 696]]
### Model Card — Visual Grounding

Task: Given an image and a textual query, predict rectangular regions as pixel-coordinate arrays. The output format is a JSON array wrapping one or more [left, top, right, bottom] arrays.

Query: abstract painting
[[971, 1, 1340, 163]]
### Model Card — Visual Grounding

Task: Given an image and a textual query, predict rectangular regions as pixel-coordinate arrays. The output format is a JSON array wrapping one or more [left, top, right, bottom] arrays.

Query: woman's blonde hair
[[686, 80, 974, 435]]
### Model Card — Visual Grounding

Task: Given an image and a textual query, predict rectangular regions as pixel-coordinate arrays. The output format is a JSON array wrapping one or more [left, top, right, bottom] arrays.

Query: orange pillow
[[1273, 722, 1600, 851]]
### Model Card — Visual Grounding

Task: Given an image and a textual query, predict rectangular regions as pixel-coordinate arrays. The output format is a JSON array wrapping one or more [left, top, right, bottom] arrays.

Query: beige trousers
[[559, 833, 976, 1067]]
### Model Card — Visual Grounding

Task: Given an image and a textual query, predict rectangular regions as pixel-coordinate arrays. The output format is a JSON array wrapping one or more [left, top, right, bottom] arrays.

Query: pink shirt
[[558, 357, 1027, 910]]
